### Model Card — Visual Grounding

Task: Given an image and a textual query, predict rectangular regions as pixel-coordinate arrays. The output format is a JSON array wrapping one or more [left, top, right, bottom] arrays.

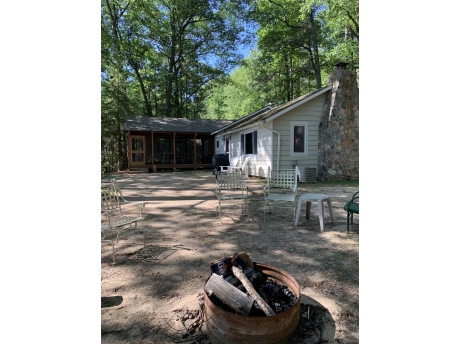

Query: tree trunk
[[284, 54, 290, 101], [131, 61, 153, 117], [290, 56, 293, 100], [309, 9, 321, 89], [165, 20, 177, 118], [116, 116, 123, 172]]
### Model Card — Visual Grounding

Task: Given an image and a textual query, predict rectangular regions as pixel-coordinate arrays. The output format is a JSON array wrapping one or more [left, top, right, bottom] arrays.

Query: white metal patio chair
[[263, 166, 298, 223], [101, 238, 116, 265], [220, 156, 250, 177], [101, 183, 146, 263], [215, 171, 249, 221], [101, 178, 128, 202]]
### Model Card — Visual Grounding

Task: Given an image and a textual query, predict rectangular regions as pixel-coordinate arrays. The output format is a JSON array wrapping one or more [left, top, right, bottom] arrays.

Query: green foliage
[[101, 0, 359, 172], [101, 0, 252, 172], [204, 0, 359, 119]]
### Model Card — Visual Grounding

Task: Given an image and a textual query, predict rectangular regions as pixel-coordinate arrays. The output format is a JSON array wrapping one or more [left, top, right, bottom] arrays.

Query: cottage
[[124, 64, 358, 180], [212, 64, 359, 181], [212, 86, 330, 182]]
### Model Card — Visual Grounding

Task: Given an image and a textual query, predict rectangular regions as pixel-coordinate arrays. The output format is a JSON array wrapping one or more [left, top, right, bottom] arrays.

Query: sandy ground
[[101, 170, 359, 343]]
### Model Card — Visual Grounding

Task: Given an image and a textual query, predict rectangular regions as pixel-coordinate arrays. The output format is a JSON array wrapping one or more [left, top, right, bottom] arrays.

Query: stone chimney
[[317, 63, 359, 181], [334, 62, 349, 70]]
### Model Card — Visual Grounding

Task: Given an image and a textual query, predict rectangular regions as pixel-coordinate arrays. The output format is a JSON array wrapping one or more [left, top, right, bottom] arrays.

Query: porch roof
[[124, 116, 234, 133]]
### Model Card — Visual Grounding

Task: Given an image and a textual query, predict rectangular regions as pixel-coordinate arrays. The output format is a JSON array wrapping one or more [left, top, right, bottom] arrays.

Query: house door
[[225, 138, 230, 160], [131, 136, 145, 166]]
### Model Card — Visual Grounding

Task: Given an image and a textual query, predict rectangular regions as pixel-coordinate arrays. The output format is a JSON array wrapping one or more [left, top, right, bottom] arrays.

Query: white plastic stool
[[295, 193, 333, 231]]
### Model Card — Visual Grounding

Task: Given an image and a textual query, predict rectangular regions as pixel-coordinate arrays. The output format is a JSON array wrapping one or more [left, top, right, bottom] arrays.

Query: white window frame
[[240, 130, 258, 156], [290, 122, 308, 157]]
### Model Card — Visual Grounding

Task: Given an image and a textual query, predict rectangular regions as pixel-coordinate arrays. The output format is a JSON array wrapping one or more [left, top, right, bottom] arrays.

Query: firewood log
[[231, 266, 276, 316], [204, 273, 254, 315]]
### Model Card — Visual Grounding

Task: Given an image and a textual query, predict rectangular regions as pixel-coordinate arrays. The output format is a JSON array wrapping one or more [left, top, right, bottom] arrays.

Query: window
[[216, 140, 220, 149], [240, 130, 258, 155], [290, 122, 308, 156]]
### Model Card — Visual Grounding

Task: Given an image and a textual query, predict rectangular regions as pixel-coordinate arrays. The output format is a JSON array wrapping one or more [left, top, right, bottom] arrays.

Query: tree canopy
[[101, 0, 359, 173]]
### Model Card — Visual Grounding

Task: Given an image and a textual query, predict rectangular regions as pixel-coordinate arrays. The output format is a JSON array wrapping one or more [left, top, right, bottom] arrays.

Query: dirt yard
[[101, 170, 359, 344]]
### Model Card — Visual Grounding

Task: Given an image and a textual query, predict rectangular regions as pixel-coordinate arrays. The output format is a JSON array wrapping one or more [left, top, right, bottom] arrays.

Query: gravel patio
[[101, 170, 359, 343]]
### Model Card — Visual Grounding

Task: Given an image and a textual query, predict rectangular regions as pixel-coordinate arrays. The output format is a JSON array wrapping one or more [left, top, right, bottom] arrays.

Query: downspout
[[260, 122, 281, 170]]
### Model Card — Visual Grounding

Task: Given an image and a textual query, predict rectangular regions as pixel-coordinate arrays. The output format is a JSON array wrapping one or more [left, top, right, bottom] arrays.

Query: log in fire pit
[[204, 257, 300, 344]]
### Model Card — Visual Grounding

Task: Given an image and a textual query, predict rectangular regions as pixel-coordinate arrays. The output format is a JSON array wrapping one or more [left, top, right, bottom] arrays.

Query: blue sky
[[239, 45, 253, 59]]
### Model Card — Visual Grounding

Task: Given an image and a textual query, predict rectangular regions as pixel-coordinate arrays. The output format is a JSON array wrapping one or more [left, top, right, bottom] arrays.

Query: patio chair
[[344, 191, 359, 234], [101, 179, 128, 202], [101, 238, 116, 265], [101, 183, 146, 263], [263, 166, 298, 223], [215, 171, 249, 221], [220, 156, 250, 176]]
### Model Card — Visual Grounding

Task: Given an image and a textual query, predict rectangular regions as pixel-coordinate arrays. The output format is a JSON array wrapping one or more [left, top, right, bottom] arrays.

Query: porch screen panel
[[203, 139, 212, 163], [146, 135, 152, 164], [132, 153, 144, 162], [195, 139, 203, 164], [175, 135, 195, 164], [187, 138, 194, 163], [154, 137, 173, 164]]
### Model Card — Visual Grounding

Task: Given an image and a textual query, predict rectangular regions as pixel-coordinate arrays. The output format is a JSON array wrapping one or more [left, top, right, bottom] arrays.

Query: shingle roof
[[212, 85, 332, 135], [124, 116, 234, 133]]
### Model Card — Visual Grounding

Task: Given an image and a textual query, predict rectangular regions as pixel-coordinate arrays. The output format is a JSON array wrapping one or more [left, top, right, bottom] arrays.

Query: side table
[[295, 193, 334, 231]]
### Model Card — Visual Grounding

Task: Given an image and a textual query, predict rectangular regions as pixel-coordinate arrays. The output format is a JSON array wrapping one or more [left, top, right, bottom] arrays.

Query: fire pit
[[204, 262, 300, 344]]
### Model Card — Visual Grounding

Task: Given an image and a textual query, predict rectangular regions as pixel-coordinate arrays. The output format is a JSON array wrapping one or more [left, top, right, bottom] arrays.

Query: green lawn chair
[[344, 191, 359, 234]]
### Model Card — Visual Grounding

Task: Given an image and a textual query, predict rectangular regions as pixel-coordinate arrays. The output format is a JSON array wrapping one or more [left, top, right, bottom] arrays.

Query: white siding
[[215, 134, 225, 154], [224, 125, 273, 177], [271, 93, 327, 179], [213, 92, 328, 179], [253, 125, 273, 178]]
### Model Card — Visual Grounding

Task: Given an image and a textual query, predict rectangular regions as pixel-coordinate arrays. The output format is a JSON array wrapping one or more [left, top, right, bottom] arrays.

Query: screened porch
[[128, 131, 214, 169]]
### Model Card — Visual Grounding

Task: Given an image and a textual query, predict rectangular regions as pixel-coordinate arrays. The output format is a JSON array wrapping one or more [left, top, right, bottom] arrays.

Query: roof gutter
[[211, 106, 273, 135], [214, 123, 260, 137], [260, 122, 281, 171]]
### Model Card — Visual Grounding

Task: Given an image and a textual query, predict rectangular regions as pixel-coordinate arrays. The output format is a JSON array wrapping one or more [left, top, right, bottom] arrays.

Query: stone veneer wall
[[318, 68, 359, 181]]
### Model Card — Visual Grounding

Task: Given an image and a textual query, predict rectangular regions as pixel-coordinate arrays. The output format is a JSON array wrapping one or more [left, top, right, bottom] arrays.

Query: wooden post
[[127, 131, 131, 169], [173, 132, 176, 166], [154, 131, 156, 167], [194, 132, 197, 165]]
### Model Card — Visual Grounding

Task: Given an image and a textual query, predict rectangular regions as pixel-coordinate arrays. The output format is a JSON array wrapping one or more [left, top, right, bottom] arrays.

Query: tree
[[101, 0, 253, 172], [130, 0, 249, 117], [101, 0, 136, 172], [316, 0, 359, 77], [203, 0, 359, 120], [101, 0, 359, 172], [253, 0, 323, 90]]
